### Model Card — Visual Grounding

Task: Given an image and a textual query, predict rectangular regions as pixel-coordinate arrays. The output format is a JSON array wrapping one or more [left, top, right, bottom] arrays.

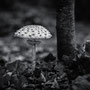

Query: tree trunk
[[56, 0, 76, 61]]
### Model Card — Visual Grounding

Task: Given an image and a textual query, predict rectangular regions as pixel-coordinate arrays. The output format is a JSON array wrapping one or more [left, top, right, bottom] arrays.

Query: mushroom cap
[[15, 25, 52, 39]]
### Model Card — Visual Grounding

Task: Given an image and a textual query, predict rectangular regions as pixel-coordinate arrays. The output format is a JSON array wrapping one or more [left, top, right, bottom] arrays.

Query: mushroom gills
[[27, 39, 41, 45]]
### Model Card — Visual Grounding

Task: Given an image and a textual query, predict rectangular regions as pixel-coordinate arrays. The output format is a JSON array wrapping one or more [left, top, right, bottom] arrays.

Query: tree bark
[[56, 0, 76, 60]]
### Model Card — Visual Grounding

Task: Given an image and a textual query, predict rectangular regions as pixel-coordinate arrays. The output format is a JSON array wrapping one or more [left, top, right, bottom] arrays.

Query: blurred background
[[0, 0, 90, 62], [0, 0, 57, 63]]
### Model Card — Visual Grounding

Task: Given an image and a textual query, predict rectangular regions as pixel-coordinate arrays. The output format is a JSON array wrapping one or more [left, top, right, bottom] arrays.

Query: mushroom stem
[[27, 39, 41, 71], [32, 43, 36, 71]]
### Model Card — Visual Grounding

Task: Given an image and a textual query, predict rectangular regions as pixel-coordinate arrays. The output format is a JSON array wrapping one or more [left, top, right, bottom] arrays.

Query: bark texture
[[56, 0, 76, 60]]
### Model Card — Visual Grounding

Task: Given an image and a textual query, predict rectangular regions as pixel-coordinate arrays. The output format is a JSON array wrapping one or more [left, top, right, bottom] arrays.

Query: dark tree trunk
[[56, 0, 76, 61]]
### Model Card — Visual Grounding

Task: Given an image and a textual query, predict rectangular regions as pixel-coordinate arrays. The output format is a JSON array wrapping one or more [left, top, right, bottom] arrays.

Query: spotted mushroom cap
[[15, 25, 52, 39]]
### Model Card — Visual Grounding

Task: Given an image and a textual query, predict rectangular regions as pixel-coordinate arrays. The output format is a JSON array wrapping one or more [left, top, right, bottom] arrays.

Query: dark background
[[75, 0, 90, 22], [0, 0, 90, 22]]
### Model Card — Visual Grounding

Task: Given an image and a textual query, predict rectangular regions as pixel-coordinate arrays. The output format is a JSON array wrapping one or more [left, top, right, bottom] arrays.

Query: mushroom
[[14, 25, 52, 70]]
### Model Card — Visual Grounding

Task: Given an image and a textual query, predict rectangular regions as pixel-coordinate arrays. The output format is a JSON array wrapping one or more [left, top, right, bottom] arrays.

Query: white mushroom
[[15, 25, 52, 39], [14, 25, 52, 70]]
